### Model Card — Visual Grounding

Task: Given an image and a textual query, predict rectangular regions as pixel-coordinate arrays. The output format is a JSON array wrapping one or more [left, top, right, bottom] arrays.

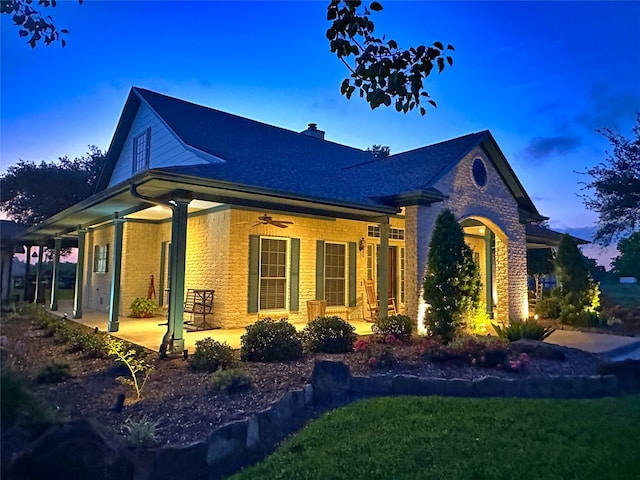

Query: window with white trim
[[132, 129, 150, 173], [367, 225, 404, 240], [366, 244, 373, 280], [325, 242, 346, 306], [259, 238, 287, 310], [93, 244, 109, 273]]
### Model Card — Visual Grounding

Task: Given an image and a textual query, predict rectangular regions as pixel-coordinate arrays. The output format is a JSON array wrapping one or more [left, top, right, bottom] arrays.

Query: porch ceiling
[[19, 171, 398, 244]]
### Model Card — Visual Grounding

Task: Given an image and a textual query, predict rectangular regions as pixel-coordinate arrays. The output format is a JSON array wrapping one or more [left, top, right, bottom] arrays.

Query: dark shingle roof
[[96, 88, 538, 216], [342, 131, 487, 197]]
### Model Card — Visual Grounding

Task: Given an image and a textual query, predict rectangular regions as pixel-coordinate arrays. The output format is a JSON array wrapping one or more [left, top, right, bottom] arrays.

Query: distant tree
[[527, 248, 555, 292], [0, 146, 105, 226], [327, 0, 454, 115], [583, 256, 611, 284], [583, 114, 640, 245], [423, 209, 480, 343], [1, 0, 83, 48], [612, 232, 640, 280], [366, 144, 390, 158]]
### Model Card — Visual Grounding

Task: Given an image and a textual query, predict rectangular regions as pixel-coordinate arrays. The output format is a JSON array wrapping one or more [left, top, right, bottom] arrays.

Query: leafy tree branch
[[1, 0, 82, 48], [327, 0, 454, 115]]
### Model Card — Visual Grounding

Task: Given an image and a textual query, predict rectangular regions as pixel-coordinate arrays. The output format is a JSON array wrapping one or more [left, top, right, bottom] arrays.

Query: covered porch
[[49, 299, 376, 351]]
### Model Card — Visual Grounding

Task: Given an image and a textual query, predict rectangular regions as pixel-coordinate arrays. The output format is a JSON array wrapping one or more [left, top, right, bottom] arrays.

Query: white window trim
[[258, 236, 290, 313], [132, 129, 150, 174], [324, 241, 347, 307]]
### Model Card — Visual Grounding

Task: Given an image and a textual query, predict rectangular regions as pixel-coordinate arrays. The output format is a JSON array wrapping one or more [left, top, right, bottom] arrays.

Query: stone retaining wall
[[9, 361, 623, 480], [143, 361, 620, 480]]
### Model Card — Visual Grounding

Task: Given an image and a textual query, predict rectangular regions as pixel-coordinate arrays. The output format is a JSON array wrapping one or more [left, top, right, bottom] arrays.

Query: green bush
[[189, 337, 235, 372], [240, 318, 303, 362], [450, 336, 508, 368], [535, 296, 562, 319], [129, 297, 159, 318], [421, 335, 509, 368], [372, 314, 413, 340], [493, 318, 555, 342], [560, 306, 605, 328], [211, 368, 253, 393], [74, 332, 107, 358], [36, 361, 72, 384], [301, 316, 357, 353]]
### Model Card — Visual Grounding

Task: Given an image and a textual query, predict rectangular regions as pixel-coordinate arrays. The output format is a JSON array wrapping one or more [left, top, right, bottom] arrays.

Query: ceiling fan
[[238, 213, 293, 229]]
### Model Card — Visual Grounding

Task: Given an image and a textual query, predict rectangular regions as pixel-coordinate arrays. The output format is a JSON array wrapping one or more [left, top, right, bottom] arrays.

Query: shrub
[[36, 361, 72, 384], [1, 369, 67, 429], [129, 298, 159, 318], [122, 415, 159, 447], [492, 318, 555, 342], [421, 335, 509, 368], [105, 335, 153, 400], [419, 337, 450, 362], [77, 332, 107, 358], [449, 335, 509, 368], [211, 368, 252, 393], [535, 296, 562, 319], [353, 338, 396, 369], [560, 307, 605, 328], [240, 318, 303, 362], [189, 337, 235, 372], [301, 316, 357, 353], [423, 209, 481, 343], [372, 314, 413, 340]]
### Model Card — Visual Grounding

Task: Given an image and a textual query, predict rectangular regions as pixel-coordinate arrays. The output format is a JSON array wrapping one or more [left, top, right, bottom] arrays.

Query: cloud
[[575, 86, 640, 131], [521, 135, 582, 161]]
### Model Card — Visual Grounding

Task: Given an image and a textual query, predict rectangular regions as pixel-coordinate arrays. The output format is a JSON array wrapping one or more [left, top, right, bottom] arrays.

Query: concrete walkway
[[545, 329, 640, 360]]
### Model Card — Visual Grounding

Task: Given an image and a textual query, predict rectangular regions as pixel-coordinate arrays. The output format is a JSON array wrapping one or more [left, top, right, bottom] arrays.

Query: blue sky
[[1, 1, 639, 266]]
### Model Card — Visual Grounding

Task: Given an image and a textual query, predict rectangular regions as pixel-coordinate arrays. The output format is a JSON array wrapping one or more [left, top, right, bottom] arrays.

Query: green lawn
[[231, 396, 640, 480], [601, 283, 640, 309]]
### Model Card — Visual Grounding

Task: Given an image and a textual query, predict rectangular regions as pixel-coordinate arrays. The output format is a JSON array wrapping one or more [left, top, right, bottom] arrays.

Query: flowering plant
[[508, 353, 530, 371]]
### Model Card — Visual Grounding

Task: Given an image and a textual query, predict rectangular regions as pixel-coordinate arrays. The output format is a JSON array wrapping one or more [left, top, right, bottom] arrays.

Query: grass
[[600, 283, 640, 309], [231, 396, 640, 480]]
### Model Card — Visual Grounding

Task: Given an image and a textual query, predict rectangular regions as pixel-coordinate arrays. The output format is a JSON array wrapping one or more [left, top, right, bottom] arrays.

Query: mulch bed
[[0, 313, 608, 454]]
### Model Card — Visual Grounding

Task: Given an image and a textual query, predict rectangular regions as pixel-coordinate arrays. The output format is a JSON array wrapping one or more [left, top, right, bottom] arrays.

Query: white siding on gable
[[107, 102, 210, 188]]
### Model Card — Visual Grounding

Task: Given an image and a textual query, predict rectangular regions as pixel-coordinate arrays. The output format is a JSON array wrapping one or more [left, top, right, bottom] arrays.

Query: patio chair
[[528, 282, 543, 316], [362, 279, 397, 321]]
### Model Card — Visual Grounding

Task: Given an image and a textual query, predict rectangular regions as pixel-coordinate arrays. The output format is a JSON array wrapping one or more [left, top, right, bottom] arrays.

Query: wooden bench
[[184, 289, 216, 330]]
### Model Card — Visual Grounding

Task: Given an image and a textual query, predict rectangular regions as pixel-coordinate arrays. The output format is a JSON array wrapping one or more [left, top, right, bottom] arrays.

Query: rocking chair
[[363, 279, 397, 321]]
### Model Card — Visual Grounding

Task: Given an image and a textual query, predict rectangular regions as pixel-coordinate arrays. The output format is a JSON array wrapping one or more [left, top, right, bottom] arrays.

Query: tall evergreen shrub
[[423, 209, 481, 343], [555, 234, 600, 324]]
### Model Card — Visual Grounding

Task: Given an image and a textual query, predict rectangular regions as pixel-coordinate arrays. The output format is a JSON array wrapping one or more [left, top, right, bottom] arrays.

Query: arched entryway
[[460, 216, 512, 328]]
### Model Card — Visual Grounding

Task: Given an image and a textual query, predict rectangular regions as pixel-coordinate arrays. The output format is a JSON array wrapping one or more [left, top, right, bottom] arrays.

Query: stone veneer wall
[[405, 146, 529, 323]]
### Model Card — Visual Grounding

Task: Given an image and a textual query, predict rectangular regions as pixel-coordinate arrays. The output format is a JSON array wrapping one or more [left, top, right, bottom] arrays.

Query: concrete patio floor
[[49, 300, 376, 352], [48, 301, 640, 360]]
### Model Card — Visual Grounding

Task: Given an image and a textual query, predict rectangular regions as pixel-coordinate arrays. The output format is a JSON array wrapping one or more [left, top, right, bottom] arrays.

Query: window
[[259, 238, 287, 310], [93, 244, 109, 273], [325, 242, 346, 306], [367, 225, 404, 240], [366, 244, 373, 280], [132, 128, 151, 173], [472, 158, 487, 187]]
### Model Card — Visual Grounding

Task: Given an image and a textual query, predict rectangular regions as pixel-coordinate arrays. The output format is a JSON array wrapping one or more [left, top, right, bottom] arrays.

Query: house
[[19, 87, 566, 353]]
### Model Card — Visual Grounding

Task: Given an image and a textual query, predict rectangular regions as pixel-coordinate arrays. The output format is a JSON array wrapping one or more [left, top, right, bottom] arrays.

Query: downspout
[[130, 183, 176, 356]]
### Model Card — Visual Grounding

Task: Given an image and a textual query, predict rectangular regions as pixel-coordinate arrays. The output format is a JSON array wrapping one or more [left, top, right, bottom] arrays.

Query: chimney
[[300, 123, 325, 140]]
